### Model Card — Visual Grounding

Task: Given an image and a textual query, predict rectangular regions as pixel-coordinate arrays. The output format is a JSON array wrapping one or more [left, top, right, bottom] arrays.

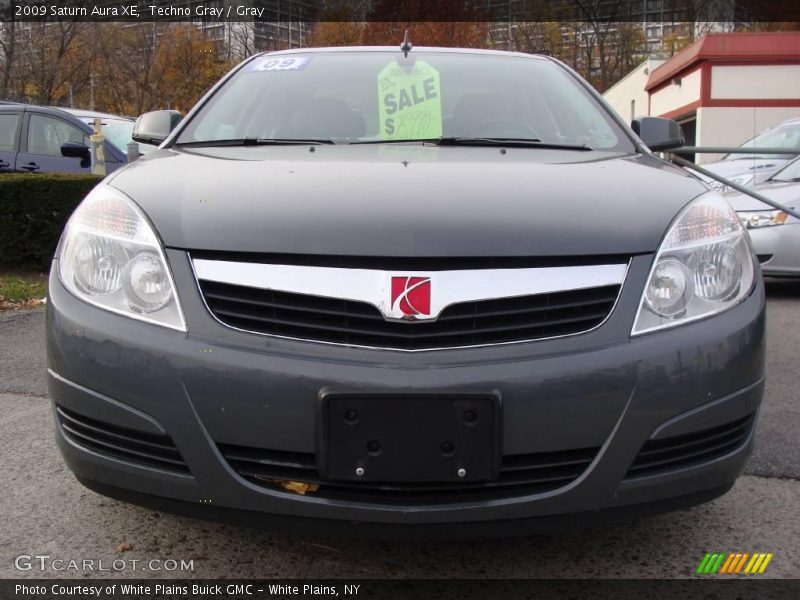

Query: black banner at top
[[3, 0, 800, 23]]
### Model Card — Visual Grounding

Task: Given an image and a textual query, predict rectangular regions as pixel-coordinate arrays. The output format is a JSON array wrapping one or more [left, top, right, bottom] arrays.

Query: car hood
[[724, 180, 800, 213], [700, 157, 789, 181], [108, 145, 706, 257]]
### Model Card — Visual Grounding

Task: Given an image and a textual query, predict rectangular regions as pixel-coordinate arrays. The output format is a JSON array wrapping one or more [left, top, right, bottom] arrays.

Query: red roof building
[[608, 32, 800, 163]]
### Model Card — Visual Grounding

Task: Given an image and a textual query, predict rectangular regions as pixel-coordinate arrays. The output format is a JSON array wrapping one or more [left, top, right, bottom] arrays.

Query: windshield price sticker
[[248, 56, 311, 72], [378, 61, 443, 140]]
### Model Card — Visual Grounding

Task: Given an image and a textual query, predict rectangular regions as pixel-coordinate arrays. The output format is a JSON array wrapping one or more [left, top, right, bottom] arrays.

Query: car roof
[[769, 116, 800, 127], [254, 46, 549, 61], [0, 103, 131, 122], [52, 107, 133, 121], [0, 103, 81, 120]]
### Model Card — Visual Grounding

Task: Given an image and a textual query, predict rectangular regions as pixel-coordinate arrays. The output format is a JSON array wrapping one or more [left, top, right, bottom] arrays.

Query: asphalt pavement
[[1, 279, 798, 579]]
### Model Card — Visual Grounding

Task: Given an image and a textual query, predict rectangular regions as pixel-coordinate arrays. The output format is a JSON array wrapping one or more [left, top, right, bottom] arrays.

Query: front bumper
[[47, 252, 766, 535], [749, 223, 800, 277]]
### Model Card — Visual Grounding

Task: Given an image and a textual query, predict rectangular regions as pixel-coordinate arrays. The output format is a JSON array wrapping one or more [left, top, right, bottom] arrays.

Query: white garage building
[[603, 32, 800, 163]]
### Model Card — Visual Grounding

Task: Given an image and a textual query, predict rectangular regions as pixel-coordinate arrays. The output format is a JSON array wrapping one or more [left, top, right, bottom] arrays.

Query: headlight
[[57, 185, 186, 331], [632, 193, 755, 335], [737, 209, 789, 229]]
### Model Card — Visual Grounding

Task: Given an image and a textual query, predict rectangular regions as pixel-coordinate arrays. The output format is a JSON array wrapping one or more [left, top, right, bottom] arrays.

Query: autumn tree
[[89, 23, 173, 115], [508, 21, 585, 72], [154, 25, 229, 113], [306, 0, 366, 47], [361, 0, 489, 48], [660, 23, 696, 58], [307, 21, 365, 47], [6, 21, 92, 105]]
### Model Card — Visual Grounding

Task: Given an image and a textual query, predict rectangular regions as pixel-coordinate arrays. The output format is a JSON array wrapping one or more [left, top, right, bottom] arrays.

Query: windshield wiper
[[350, 137, 592, 150], [179, 136, 592, 150], [349, 137, 439, 145], [176, 138, 336, 148], [438, 137, 593, 150]]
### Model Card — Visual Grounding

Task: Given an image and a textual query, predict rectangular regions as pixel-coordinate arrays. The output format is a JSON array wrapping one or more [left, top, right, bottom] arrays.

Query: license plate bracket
[[319, 394, 500, 482]]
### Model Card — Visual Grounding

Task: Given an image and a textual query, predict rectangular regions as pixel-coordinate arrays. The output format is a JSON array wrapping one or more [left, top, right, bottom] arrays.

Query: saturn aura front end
[[47, 47, 765, 537]]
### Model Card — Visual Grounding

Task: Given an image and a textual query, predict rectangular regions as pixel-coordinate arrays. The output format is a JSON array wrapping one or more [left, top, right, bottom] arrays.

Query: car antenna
[[400, 30, 412, 57]]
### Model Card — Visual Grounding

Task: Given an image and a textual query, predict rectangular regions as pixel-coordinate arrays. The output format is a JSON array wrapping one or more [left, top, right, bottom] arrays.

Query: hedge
[[0, 173, 103, 270]]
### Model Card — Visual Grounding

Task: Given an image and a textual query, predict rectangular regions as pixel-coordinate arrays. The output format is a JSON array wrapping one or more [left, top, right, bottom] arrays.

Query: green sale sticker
[[378, 61, 442, 140]]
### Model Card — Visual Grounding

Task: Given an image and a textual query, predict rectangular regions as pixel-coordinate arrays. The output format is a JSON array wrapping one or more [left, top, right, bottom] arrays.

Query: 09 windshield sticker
[[246, 56, 311, 72], [378, 61, 442, 140]]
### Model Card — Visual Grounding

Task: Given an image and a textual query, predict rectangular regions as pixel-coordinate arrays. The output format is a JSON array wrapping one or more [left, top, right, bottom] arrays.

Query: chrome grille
[[199, 280, 621, 349]]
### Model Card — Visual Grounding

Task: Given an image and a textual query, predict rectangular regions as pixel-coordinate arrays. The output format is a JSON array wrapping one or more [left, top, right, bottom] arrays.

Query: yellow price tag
[[378, 61, 442, 140]]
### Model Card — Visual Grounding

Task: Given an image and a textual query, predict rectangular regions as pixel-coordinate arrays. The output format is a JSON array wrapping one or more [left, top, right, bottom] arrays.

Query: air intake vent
[[219, 444, 598, 503], [626, 414, 755, 479], [199, 281, 620, 350], [56, 405, 189, 474]]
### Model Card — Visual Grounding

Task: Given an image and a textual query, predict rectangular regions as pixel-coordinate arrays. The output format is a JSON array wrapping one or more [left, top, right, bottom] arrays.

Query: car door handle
[[0, 160, 9, 169], [19, 162, 40, 172]]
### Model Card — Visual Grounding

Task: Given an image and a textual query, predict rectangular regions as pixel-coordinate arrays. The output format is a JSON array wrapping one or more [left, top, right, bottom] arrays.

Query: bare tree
[[0, 20, 16, 100], [223, 21, 257, 63], [573, 0, 628, 91], [11, 21, 90, 105]]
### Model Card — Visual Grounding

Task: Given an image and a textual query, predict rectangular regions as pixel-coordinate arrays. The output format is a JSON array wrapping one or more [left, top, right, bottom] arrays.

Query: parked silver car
[[726, 155, 800, 277], [57, 108, 157, 156], [700, 117, 800, 191]]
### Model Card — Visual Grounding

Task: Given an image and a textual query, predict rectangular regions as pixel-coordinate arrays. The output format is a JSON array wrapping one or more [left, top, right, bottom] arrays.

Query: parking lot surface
[[1, 279, 798, 579]]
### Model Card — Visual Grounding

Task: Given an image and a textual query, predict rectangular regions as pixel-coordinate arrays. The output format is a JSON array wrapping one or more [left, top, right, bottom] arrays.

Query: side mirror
[[61, 141, 91, 168], [631, 117, 685, 152], [132, 110, 182, 145]]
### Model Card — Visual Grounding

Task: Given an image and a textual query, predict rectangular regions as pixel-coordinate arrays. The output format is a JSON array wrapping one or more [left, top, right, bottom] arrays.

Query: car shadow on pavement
[[117, 473, 795, 579], [763, 277, 800, 298]]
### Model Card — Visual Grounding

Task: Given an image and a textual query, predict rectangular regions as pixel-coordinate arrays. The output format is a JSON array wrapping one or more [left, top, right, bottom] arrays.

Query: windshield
[[729, 121, 800, 160], [770, 156, 800, 182], [80, 118, 157, 155], [176, 51, 633, 151]]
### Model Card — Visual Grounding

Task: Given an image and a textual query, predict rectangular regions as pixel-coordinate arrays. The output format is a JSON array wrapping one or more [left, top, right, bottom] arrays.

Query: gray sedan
[[47, 46, 765, 537], [726, 156, 800, 277]]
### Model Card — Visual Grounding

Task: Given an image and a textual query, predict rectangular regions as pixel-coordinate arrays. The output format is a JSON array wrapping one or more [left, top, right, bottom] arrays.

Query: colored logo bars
[[696, 552, 773, 574]]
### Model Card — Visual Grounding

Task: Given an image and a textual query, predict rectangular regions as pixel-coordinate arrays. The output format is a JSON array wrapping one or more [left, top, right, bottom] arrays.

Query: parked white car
[[700, 117, 800, 191], [725, 155, 800, 277]]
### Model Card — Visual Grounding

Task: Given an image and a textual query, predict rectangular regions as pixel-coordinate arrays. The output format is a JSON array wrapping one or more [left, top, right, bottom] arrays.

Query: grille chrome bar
[[193, 259, 627, 321], [192, 258, 628, 351]]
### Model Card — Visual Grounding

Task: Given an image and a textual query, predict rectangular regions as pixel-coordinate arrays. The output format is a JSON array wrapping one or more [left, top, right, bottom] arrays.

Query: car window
[[79, 117, 157, 155], [99, 119, 133, 153], [731, 122, 800, 160], [771, 157, 800, 182], [0, 113, 20, 151], [178, 52, 632, 152], [27, 114, 88, 156]]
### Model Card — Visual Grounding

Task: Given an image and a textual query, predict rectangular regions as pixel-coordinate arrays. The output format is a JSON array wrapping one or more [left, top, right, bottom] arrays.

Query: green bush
[[0, 173, 103, 269]]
